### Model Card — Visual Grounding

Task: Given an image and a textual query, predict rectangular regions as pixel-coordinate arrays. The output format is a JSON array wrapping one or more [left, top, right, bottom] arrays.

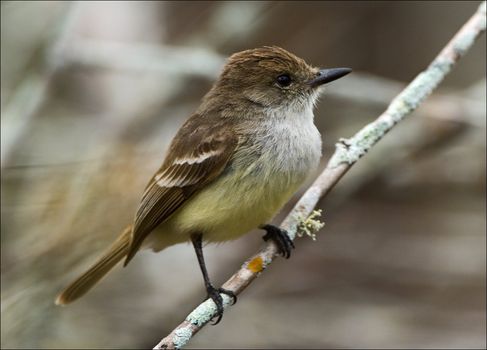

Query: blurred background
[[1, 1, 485, 348]]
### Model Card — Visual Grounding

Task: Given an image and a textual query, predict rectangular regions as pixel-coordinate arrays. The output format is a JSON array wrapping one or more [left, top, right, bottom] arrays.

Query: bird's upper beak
[[307, 68, 352, 88]]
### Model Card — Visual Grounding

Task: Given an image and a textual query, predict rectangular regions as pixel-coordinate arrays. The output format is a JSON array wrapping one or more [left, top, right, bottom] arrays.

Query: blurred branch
[[0, 2, 81, 168], [331, 75, 486, 128], [154, 2, 486, 349], [60, 40, 225, 79], [54, 1, 273, 80]]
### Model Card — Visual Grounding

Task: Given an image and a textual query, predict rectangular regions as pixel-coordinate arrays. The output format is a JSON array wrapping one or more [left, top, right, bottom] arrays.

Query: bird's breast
[[235, 108, 322, 182], [154, 109, 322, 244]]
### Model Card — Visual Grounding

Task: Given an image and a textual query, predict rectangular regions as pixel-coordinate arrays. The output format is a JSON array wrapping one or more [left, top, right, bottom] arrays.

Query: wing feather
[[124, 118, 238, 265]]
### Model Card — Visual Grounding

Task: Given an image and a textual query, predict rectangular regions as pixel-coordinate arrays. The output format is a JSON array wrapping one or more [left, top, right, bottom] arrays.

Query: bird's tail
[[55, 225, 133, 306]]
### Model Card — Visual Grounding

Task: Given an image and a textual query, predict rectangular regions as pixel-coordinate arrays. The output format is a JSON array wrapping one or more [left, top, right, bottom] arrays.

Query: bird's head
[[213, 46, 351, 112]]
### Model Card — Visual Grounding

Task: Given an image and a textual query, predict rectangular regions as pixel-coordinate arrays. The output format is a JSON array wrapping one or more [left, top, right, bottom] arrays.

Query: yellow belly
[[180, 172, 301, 240], [147, 164, 308, 251]]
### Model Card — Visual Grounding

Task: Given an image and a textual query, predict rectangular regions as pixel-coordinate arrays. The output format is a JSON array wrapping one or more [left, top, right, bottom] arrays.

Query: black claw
[[206, 286, 237, 325], [261, 224, 295, 259], [219, 287, 237, 305], [206, 285, 224, 325]]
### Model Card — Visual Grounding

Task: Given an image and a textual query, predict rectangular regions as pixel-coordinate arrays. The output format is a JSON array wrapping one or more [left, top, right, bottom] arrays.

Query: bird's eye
[[276, 74, 292, 87]]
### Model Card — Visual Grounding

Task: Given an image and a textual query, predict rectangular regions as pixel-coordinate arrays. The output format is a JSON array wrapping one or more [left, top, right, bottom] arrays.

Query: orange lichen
[[247, 256, 264, 273]]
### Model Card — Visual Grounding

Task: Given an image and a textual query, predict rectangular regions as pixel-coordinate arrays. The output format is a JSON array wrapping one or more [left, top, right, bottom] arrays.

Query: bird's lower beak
[[307, 68, 352, 87]]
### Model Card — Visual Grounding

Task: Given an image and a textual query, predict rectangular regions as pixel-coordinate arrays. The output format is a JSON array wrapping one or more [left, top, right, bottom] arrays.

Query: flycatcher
[[55, 46, 351, 323]]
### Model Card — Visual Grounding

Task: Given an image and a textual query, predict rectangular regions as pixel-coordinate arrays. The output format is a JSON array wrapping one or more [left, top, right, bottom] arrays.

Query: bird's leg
[[190, 233, 237, 325], [260, 224, 295, 259]]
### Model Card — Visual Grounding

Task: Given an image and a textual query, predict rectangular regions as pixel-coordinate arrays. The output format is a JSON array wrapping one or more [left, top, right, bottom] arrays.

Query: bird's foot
[[261, 224, 295, 259], [206, 285, 237, 325]]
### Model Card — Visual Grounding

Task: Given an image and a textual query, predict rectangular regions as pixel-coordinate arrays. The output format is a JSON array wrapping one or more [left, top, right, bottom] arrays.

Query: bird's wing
[[124, 117, 238, 265]]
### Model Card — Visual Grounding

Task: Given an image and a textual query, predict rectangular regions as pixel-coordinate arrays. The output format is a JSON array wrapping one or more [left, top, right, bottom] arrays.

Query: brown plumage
[[124, 121, 238, 264], [55, 226, 132, 305]]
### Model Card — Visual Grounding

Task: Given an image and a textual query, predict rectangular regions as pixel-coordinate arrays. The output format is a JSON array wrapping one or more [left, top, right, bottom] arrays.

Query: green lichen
[[454, 2, 486, 54], [329, 120, 390, 167], [453, 30, 477, 56], [186, 294, 233, 327], [173, 328, 193, 349], [297, 210, 325, 241]]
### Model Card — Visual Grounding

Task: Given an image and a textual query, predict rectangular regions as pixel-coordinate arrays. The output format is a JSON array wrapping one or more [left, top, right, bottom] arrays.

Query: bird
[[55, 46, 351, 323]]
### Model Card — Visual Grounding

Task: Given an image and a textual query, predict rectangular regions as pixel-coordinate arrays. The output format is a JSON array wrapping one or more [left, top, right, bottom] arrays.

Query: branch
[[155, 2, 486, 349]]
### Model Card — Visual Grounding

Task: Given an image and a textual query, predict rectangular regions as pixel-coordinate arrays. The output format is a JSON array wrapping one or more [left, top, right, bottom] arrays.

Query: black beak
[[308, 68, 352, 87]]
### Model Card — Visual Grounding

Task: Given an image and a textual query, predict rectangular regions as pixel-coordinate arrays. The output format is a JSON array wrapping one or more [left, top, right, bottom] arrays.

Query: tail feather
[[55, 225, 132, 306]]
